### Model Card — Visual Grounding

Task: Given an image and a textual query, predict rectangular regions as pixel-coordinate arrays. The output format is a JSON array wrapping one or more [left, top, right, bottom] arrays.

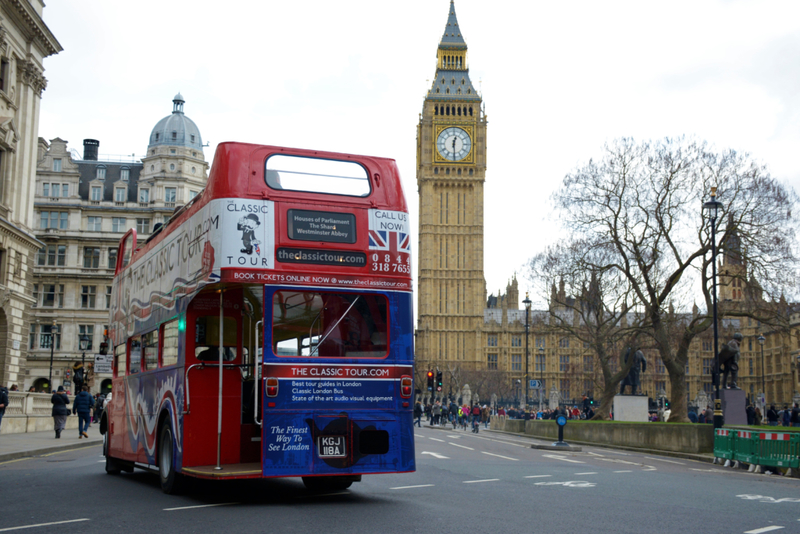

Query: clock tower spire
[[416, 0, 487, 380]]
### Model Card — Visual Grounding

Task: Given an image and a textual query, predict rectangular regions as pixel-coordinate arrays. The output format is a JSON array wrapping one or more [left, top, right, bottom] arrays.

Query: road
[[1, 425, 798, 534]]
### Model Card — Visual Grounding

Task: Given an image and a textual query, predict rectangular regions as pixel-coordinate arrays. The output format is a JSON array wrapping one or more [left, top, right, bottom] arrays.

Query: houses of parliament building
[[414, 1, 800, 408]]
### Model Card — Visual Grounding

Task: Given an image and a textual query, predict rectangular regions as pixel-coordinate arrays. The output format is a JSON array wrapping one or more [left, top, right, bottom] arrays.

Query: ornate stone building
[[0, 0, 61, 388], [26, 94, 208, 393], [415, 2, 800, 408]]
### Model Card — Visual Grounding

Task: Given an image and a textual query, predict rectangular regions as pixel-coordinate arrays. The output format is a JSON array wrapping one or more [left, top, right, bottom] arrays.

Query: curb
[[0, 438, 103, 463]]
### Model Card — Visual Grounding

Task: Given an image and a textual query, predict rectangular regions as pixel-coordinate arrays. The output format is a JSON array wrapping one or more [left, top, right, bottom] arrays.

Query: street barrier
[[713, 429, 735, 460], [757, 432, 800, 469], [713, 428, 800, 472]]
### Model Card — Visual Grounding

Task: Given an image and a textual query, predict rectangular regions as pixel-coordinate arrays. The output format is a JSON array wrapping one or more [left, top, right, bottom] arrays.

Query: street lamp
[[758, 334, 766, 408], [539, 346, 545, 409], [523, 292, 531, 409], [79, 333, 90, 390], [703, 186, 723, 429], [46, 319, 57, 393]]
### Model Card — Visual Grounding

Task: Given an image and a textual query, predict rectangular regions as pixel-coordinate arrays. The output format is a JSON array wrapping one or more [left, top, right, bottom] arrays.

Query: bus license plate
[[318, 436, 347, 458]]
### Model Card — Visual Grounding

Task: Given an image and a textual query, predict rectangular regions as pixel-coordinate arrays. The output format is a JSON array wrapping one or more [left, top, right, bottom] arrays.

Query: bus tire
[[158, 421, 184, 494], [301, 476, 353, 491], [104, 433, 121, 475]]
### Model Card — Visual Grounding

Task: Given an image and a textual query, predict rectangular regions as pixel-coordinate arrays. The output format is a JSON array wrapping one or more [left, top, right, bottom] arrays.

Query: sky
[[37, 0, 800, 309]]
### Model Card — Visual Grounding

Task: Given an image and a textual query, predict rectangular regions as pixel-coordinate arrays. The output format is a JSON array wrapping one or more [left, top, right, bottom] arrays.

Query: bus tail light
[[400, 376, 412, 398], [266, 377, 279, 397]]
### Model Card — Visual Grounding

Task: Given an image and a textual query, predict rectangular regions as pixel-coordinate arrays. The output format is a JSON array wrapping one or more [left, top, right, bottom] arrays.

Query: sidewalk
[[0, 424, 103, 463]]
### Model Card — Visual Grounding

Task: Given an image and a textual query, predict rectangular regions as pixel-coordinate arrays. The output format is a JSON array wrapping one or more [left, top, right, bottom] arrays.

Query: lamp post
[[758, 334, 766, 409], [703, 187, 723, 429], [539, 346, 545, 409], [79, 333, 90, 390], [47, 319, 57, 393], [523, 293, 531, 409]]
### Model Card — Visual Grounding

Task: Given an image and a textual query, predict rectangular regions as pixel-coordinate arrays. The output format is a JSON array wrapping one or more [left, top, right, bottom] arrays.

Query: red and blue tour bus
[[101, 142, 415, 493]]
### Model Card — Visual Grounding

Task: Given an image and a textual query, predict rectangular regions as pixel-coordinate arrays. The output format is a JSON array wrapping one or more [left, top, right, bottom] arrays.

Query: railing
[[714, 428, 800, 471], [4, 392, 74, 416]]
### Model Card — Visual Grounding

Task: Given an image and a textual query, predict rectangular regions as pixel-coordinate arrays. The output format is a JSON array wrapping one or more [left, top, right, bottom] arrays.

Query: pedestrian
[[93, 394, 105, 423], [0, 384, 8, 431], [471, 403, 481, 433], [72, 385, 94, 439], [688, 410, 698, 423], [51, 385, 70, 439], [754, 407, 763, 426], [782, 405, 791, 427], [9, 384, 18, 391], [767, 405, 779, 426], [413, 400, 423, 427], [746, 404, 755, 426], [481, 405, 490, 428], [791, 403, 800, 428]]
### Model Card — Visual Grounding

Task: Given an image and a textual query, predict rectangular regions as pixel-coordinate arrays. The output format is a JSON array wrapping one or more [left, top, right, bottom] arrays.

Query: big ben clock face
[[436, 127, 472, 161]]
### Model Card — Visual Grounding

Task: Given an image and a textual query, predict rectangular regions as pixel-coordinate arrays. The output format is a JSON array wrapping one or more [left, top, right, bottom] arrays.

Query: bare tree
[[528, 244, 644, 419], [551, 138, 798, 421]]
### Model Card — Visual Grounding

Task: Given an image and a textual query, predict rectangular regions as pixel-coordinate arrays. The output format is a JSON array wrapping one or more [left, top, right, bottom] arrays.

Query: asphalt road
[[1, 425, 798, 534]]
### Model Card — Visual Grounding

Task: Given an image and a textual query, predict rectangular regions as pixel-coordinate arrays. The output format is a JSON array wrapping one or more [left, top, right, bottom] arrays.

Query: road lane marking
[[0, 519, 90, 532], [0, 458, 30, 466], [297, 492, 350, 498], [41, 446, 97, 457], [613, 470, 632, 473], [429, 438, 445, 442], [737, 494, 800, 504], [391, 484, 435, 490], [449, 442, 474, 450], [587, 452, 605, 457], [421, 451, 449, 459], [744, 527, 785, 533], [164, 503, 238, 511], [446, 435, 461, 438], [690, 468, 723, 473], [644, 457, 685, 465], [542, 454, 585, 464], [524, 475, 552, 478], [463, 479, 499, 484], [574, 472, 597, 475], [481, 451, 518, 461], [415, 434, 425, 438], [534, 480, 596, 488]]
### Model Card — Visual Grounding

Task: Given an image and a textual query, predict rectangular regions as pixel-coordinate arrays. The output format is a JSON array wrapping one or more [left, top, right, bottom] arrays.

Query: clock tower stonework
[[416, 1, 487, 379]]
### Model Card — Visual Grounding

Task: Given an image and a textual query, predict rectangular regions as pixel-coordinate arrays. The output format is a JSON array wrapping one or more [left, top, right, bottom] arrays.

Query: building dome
[[148, 93, 204, 151]]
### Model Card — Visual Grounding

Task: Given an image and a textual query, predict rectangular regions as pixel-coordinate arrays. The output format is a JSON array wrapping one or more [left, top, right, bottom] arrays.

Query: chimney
[[83, 139, 99, 161]]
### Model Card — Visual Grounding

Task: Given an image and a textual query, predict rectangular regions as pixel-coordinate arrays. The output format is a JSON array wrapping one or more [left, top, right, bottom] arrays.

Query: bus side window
[[143, 330, 159, 371], [162, 320, 179, 367], [114, 343, 126, 378], [129, 336, 141, 374]]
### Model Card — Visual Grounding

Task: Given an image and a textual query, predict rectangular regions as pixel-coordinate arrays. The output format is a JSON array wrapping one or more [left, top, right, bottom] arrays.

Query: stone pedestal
[[720, 389, 747, 426], [613, 395, 649, 422]]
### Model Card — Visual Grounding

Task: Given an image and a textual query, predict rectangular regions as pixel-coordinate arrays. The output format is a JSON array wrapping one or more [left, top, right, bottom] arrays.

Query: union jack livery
[[101, 143, 415, 493]]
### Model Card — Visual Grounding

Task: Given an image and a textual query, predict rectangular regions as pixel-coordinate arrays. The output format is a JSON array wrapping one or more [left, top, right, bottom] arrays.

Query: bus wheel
[[158, 422, 184, 494], [302, 476, 353, 491], [104, 432, 123, 475]]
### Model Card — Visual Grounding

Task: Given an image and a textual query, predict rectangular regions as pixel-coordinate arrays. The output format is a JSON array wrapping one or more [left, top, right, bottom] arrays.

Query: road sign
[[529, 379, 542, 389]]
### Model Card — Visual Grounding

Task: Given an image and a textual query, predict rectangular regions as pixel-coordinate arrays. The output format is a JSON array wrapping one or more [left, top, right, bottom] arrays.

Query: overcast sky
[[37, 0, 800, 308]]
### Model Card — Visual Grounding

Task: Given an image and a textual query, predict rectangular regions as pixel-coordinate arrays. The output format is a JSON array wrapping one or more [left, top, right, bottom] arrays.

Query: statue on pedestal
[[619, 348, 646, 395], [718, 333, 742, 389]]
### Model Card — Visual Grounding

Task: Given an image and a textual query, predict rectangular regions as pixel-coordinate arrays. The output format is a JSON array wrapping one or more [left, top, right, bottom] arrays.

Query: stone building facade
[[0, 0, 60, 388], [26, 94, 208, 393]]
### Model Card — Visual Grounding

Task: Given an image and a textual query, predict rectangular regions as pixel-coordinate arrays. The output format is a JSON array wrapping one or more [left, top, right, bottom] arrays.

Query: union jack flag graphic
[[369, 230, 411, 254], [369, 230, 388, 250]]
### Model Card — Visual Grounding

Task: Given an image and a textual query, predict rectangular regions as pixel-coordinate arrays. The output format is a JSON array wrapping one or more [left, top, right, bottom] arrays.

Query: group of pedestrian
[[760, 403, 800, 427], [50, 386, 107, 439], [414, 400, 491, 432], [503, 405, 591, 421]]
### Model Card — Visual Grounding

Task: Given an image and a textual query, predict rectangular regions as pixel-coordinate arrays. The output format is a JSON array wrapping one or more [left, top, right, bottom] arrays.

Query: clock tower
[[416, 0, 487, 380]]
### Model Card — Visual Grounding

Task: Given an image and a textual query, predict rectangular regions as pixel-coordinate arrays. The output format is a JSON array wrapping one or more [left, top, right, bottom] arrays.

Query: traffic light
[[664, 399, 670, 409], [436, 371, 443, 392], [589, 397, 594, 406], [427, 370, 434, 391]]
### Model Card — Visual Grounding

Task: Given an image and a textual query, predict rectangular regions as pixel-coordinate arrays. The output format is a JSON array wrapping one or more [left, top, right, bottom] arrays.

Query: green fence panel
[[713, 428, 735, 460], [732, 430, 758, 464], [757, 432, 800, 469]]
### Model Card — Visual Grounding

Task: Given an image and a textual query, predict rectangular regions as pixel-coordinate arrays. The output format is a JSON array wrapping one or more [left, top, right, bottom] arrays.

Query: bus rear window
[[265, 154, 371, 197], [273, 290, 387, 358]]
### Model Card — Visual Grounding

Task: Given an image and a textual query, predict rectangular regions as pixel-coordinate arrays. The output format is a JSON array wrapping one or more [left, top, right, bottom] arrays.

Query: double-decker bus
[[101, 142, 415, 493]]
